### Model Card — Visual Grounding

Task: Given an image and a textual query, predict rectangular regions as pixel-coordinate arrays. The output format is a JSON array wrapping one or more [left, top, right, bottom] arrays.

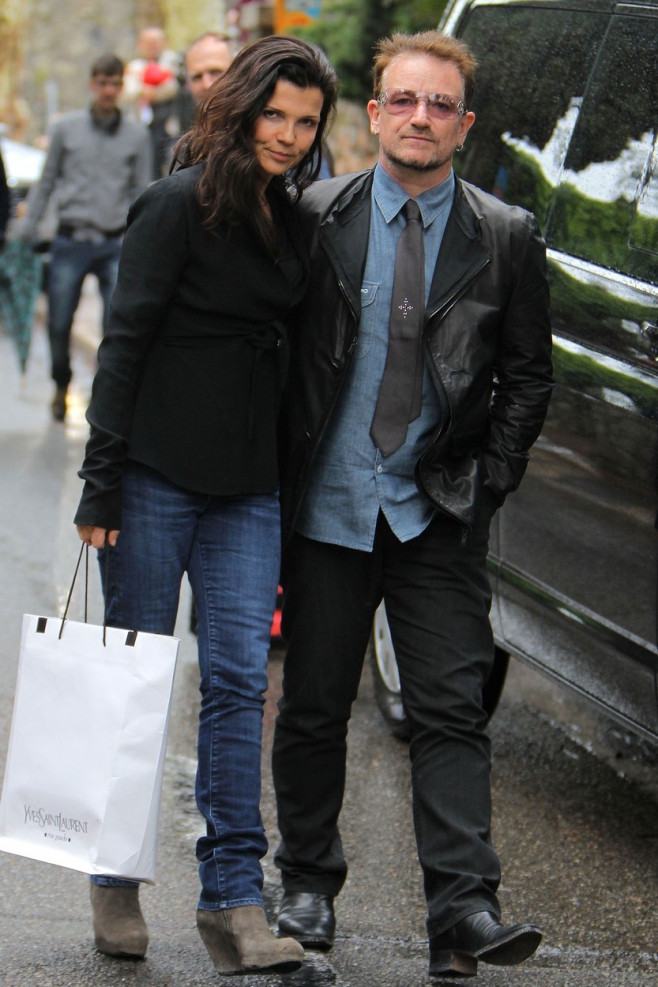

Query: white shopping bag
[[0, 552, 179, 883]]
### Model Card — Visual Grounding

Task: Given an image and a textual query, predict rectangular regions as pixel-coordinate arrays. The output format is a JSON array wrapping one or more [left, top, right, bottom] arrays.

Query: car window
[[455, 3, 608, 229], [547, 11, 658, 284]]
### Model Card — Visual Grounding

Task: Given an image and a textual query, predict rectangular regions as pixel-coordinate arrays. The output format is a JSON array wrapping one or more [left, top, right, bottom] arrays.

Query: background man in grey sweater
[[22, 53, 152, 421]]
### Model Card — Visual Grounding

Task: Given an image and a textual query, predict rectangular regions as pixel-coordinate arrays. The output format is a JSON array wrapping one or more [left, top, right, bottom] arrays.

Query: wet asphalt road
[[0, 295, 656, 985]]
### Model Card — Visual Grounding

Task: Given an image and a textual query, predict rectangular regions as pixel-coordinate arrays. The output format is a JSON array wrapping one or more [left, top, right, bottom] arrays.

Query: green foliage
[[393, 0, 448, 34], [551, 182, 658, 284], [552, 344, 658, 421], [292, 0, 448, 102]]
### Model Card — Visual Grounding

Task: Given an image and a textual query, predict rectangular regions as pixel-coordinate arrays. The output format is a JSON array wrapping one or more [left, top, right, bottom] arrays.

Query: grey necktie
[[370, 199, 425, 457]]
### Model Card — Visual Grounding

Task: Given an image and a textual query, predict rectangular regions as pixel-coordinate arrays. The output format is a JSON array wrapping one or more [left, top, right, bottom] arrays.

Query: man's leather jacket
[[280, 168, 553, 542]]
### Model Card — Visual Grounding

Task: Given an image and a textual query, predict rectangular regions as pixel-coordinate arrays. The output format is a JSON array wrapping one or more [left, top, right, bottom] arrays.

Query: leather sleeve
[[74, 177, 189, 530], [480, 209, 553, 503]]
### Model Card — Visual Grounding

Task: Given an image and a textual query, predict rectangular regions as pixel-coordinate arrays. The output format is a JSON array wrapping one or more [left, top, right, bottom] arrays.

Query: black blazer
[[75, 163, 308, 531]]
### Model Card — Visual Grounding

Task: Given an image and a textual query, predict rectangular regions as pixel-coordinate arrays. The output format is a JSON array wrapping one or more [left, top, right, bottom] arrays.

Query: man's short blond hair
[[372, 32, 477, 108]]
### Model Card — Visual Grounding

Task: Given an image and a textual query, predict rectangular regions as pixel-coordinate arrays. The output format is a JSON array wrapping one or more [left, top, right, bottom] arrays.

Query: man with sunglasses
[[273, 31, 553, 980]]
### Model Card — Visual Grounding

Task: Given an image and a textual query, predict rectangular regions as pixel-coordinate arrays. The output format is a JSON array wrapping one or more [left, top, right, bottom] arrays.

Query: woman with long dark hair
[[74, 35, 337, 977]]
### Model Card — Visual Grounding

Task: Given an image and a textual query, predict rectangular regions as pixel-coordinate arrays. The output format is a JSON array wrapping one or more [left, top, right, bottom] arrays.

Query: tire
[[482, 644, 510, 722], [370, 601, 509, 739]]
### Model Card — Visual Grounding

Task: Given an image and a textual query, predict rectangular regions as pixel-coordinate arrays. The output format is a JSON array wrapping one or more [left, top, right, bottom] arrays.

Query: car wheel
[[369, 601, 510, 739], [370, 601, 412, 740], [482, 644, 510, 722]]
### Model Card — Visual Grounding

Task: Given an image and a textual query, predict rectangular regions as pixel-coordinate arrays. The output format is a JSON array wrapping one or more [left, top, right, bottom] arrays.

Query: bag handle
[[59, 543, 112, 645], [59, 543, 90, 639], [53, 543, 136, 648]]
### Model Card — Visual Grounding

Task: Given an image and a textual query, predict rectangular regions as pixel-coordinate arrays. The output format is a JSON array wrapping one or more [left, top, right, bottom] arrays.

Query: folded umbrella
[[0, 239, 43, 374]]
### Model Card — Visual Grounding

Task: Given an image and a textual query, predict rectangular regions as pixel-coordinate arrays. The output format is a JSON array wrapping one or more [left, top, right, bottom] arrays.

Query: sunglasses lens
[[388, 92, 419, 113], [430, 97, 459, 118], [381, 91, 463, 119]]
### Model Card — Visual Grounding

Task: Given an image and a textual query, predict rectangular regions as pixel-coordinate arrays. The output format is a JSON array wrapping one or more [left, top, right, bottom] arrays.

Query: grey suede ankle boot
[[90, 884, 149, 958], [196, 905, 304, 974]]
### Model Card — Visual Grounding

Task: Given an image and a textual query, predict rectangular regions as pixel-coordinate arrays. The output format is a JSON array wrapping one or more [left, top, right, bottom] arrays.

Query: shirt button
[[376, 465, 383, 474]]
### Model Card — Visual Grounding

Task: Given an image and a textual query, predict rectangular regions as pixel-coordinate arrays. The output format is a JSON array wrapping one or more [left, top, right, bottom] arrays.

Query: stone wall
[[331, 98, 377, 175], [17, 0, 225, 142], [19, 0, 140, 140]]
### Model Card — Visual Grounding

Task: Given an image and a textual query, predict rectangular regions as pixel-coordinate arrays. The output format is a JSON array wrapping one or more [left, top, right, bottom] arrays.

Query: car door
[[451, 0, 612, 659], [493, 4, 658, 740], [452, 0, 658, 741]]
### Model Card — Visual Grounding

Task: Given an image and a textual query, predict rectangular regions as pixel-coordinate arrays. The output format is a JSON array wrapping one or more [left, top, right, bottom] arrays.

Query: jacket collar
[[426, 178, 490, 316], [317, 170, 491, 319], [317, 169, 374, 312]]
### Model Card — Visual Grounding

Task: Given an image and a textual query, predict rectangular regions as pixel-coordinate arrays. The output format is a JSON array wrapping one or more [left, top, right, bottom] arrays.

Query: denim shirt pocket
[[354, 281, 379, 359]]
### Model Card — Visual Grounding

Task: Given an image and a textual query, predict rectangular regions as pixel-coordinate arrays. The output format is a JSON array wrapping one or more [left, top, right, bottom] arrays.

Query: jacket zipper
[[416, 253, 493, 534], [421, 251, 492, 442], [335, 276, 359, 363]]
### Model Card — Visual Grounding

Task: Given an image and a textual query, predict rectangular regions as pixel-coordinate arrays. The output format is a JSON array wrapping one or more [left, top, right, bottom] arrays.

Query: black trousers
[[272, 508, 502, 937]]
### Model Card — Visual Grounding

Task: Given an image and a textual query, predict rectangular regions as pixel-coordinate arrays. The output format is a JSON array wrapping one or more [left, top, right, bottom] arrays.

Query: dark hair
[[173, 35, 338, 250], [373, 32, 476, 109], [91, 54, 125, 79]]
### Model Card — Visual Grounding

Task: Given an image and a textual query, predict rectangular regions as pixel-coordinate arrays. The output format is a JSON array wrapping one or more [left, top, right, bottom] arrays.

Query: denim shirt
[[296, 164, 455, 551]]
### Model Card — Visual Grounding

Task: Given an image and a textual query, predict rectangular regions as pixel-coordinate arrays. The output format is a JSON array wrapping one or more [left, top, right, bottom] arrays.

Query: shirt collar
[[372, 162, 455, 228], [89, 105, 122, 133]]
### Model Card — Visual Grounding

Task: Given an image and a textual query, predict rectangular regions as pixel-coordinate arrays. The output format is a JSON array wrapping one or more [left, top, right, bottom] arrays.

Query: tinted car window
[[455, 5, 608, 228], [548, 12, 658, 284], [545, 11, 658, 365]]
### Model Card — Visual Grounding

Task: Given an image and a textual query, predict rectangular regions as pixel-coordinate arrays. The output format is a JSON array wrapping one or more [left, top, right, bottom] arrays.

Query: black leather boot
[[429, 911, 542, 978], [277, 891, 336, 950]]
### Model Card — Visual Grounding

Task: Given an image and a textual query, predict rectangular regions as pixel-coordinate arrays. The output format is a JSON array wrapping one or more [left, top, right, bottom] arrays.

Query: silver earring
[[456, 143, 464, 152]]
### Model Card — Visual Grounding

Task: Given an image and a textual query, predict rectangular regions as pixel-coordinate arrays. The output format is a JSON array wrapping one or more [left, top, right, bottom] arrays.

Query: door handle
[[640, 322, 658, 360]]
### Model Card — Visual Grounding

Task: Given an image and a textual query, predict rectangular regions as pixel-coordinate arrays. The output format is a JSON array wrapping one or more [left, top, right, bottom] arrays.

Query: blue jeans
[[47, 234, 121, 388], [91, 462, 280, 910]]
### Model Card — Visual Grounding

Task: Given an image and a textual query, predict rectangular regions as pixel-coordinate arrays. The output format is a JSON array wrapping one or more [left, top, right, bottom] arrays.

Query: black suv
[[372, 0, 658, 744]]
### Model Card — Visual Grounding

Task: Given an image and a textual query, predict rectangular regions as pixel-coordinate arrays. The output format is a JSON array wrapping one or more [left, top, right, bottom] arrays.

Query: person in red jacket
[[122, 26, 182, 178]]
